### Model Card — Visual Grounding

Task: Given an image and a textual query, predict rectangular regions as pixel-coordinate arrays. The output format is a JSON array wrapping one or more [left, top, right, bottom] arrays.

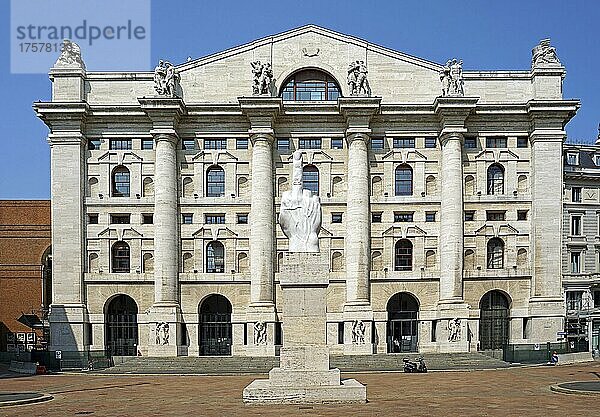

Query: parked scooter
[[403, 357, 427, 373]]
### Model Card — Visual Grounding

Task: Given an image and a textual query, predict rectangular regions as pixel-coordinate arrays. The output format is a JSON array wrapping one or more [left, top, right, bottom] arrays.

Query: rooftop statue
[[348, 60, 371, 96], [279, 151, 322, 252], [439, 59, 464, 97], [154, 60, 179, 97], [251, 61, 273, 95], [54, 39, 86, 70], [531, 39, 561, 68]]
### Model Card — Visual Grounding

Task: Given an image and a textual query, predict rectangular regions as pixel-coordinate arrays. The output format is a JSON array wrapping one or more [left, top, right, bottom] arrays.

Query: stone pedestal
[[243, 253, 366, 404], [244, 305, 278, 357], [436, 301, 470, 353], [343, 304, 375, 355], [147, 303, 185, 357]]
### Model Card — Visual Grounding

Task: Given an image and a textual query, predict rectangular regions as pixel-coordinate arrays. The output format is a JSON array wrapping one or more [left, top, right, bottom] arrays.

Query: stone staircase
[[99, 352, 509, 375]]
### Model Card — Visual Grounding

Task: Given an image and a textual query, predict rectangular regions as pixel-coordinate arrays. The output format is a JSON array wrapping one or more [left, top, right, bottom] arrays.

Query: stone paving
[[0, 363, 599, 416]]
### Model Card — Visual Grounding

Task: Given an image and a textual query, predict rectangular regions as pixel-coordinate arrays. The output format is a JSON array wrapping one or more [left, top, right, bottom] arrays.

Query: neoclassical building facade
[[35, 26, 579, 357]]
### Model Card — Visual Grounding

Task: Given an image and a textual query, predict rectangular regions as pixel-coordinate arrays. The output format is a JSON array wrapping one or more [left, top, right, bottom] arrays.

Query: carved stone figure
[[251, 61, 273, 95], [352, 320, 366, 344], [54, 39, 86, 69], [347, 60, 371, 96], [155, 322, 170, 345], [279, 150, 322, 252], [154, 60, 179, 97], [440, 59, 464, 97], [447, 318, 461, 342], [531, 39, 561, 68], [254, 321, 267, 345]]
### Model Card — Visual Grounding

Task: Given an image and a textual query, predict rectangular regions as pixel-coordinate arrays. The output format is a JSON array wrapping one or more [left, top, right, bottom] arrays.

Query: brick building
[[0, 200, 51, 352]]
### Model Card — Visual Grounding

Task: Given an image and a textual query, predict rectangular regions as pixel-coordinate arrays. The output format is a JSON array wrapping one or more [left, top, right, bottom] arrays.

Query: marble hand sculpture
[[279, 150, 322, 252]]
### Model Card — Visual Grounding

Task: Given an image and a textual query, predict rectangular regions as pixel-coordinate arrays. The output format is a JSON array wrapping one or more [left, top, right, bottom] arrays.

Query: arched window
[[395, 239, 413, 271], [280, 69, 341, 101], [111, 241, 130, 273], [371, 250, 383, 271], [517, 175, 528, 194], [302, 165, 319, 195], [464, 249, 475, 270], [237, 176, 248, 197], [238, 252, 249, 273], [487, 164, 505, 195], [425, 175, 437, 195], [112, 166, 130, 197], [143, 253, 154, 273], [182, 252, 194, 272], [487, 238, 504, 269], [182, 177, 194, 198], [517, 248, 528, 268], [425, 250, 436, 268], [395, 165, 413, 196], [206, 166, 225, 197], [332, 176, 344, 197], [206, 241, 225, 273], [88, 177, 98, 197], [277, 177, 288, 197], [464, 175, 475, 195], [331, 251, 344, 272], [143, 177, 154, 197], [88, 253, 99, 273], [371, 175, 383, 197]]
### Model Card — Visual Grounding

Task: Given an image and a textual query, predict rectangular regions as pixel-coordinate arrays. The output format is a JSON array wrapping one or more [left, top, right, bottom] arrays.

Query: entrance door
[[387, 292, 419, 353], [105, 295, 138, 356], [199, 294, 232, 356], [479, 290, 509, 350]]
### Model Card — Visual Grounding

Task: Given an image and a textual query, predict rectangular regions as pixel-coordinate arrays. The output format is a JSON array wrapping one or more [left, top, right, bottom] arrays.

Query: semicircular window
[[281, 69, 341, 101]]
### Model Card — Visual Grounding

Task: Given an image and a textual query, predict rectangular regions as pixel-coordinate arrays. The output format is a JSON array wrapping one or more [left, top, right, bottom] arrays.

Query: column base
[[48, 303, 89, 353], [436, 302, 470, 353], [342, 303, 374, 355], [244, 303, 278, 356], [147, 303, 185, 357]]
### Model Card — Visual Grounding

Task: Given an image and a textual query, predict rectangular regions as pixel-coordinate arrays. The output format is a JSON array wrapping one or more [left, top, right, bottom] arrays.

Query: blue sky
[[0, 0, 598, 199]]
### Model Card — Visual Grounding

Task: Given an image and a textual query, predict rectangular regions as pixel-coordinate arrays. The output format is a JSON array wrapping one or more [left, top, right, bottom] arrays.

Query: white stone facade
[[35, 26, 580, 356]]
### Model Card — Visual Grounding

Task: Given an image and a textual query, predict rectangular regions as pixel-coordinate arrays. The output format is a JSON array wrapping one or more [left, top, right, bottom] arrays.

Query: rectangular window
[[88, 139, 101, 150], [277, 138, 290, 150], [572, 187, 582, 202], [182, 139, 197, 150], [109, 139, 132, 150], [517, 210, 528, 221], [141, 139, 154, 150], [464, 137, 477, 149], [571, 215, 582, 236], [142, 214, 153, 224], [182, 213, 193, 224], [331, 213, 343, 223], [464, 211, 475, 221], [298, 138, 322, 149], [517, 137, 528, 148], [523, 318, 530, 339], [393, 137, 415, 148], [237, 213, 248, 224], [203, 138, 227, 150], [425, 212, 436, 222], [275, 322, 282, 346], [570, 252, 581, 273], [88, 214, 99, 224], [338, 322, 344, 344], [394, 212, 414, 222], [205, 214, 225, 224], [566, 152, 579, 166], [372, 212, 382, 223], [424, 137, 437, 148], [431, 320, 437, 342], [236, 138, 248, 149], [486, 211, 506, 221], [331, 138, 344, 149], [110, 214, 130, 224], [566, 291, 583, 310], [371, 138, 384, 150], [486, 137, 507, 148]]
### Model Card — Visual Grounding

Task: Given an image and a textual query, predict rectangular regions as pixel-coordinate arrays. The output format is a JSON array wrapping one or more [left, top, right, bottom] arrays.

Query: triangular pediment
[[191, 150, 238, 164], [474, 149, 520, 162], [172, 25, 442, 104], [97, 151, 143, 164], [382, 149, 427, 162], [474, 223, 519, 236]]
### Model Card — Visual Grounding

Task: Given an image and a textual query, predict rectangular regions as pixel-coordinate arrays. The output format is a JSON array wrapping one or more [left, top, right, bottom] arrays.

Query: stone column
[[434, 96, 478, 353], [35, 101, 89, 354], [239, 97, 282, 356], [527, 99, 579, 343], [345, 133, 371, 305], [439, 132, 464, 303], [140, 97, 185, 357], [339, 97, 380, 355], [249, 133, 275, 307], [153, 133, 179, 304]]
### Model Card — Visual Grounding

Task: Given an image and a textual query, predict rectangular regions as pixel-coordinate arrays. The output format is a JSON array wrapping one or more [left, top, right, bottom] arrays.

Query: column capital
[[153, 132, 179, 145], [526, 99, 579, 131], [139, 96, 185, 133], [346, 132, 370, 145], [434, 96, 478, 135], [339, 97, 381, 136], [249, 132, 275, 145], [439, 131, 464, 147], [239, 97, 282, 133], [34, 101, 89, 135]]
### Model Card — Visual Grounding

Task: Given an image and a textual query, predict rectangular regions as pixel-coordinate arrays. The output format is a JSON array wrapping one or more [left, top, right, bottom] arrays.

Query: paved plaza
[[1, 363, 599, 416]]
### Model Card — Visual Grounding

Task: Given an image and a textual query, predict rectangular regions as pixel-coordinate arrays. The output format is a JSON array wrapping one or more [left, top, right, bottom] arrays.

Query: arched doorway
[[199, 294, 232, 356], [479, 290, 510, 351], [387, 292, 419, 353], [105, 295, 138, 356]]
